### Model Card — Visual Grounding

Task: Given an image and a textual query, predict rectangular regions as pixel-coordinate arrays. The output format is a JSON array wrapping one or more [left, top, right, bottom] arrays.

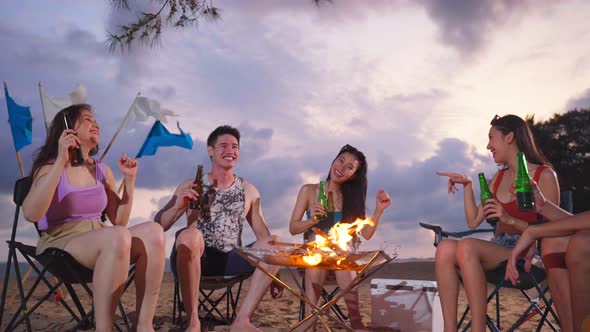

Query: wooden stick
[[99, 93, 140, 162], [37, 81, 49, 133]]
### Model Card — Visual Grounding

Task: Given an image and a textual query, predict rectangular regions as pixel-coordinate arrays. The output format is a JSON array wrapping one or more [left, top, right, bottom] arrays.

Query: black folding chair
[[420, 222, 560, 332], [171, 266, 252, 327], [0, 177, 134, 331]]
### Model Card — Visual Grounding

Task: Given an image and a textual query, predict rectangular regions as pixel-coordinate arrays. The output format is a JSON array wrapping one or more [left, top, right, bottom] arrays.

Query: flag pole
[[99, 92, 141, 162], [37, 81, 49, 133]]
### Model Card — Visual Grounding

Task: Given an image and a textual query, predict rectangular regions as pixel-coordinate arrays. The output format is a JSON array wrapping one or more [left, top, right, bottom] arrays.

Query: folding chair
[[298, 270, 349, 322], [419, 222, 560, 332], [171, 254, 253, 327], [0, 177, 134, 332]]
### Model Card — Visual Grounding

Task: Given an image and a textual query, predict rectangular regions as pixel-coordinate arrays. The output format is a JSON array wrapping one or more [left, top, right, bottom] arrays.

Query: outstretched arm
[[436, 171, 485, 228]]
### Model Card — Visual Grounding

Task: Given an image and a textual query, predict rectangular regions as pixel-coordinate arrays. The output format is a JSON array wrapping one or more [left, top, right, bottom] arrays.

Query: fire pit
[[235, 218, 397, 331], [238, 246, 384, 271]]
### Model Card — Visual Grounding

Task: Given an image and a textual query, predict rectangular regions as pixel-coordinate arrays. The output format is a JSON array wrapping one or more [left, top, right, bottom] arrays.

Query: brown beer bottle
[[189, 164, 204, 210], [327, 191, 335, 213], [62, 112, 85, 167]]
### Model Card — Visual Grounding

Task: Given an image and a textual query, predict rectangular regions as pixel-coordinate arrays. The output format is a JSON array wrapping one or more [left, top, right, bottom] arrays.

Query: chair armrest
[[419, 222, 494, 247]]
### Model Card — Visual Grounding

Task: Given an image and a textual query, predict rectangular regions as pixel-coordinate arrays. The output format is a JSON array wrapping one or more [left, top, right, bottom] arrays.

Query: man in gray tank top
[[155, 125, 281, 332]]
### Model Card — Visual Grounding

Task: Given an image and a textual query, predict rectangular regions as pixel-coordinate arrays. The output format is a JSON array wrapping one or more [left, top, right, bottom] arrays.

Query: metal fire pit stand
[[234, 247, 395, 332]]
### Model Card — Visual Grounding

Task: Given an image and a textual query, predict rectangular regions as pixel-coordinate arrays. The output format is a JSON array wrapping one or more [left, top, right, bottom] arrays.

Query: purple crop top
[[38, 160, 108, 231]]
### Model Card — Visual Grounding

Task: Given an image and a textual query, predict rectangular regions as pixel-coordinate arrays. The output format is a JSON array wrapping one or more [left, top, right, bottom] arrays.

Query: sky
[[1, 0, 589, 263]]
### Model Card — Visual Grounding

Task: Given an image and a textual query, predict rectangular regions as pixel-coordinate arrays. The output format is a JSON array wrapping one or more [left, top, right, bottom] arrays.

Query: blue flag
[[4, 87, 33, 152], [136, 120, 193, 158]]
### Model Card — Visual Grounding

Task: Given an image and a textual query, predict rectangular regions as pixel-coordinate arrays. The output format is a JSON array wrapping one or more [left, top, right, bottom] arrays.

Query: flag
[[40, 83, 87, 128], [129, 96, 177, 124], [4, 86, 33, 152], [136, 120, 193, 158]]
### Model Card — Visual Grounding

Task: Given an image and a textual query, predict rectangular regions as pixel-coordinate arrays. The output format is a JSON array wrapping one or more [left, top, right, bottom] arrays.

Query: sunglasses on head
[[490, 114, 501, 125]]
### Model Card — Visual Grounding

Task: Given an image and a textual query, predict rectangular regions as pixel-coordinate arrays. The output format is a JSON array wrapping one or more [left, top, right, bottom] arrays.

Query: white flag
[[40, 84, 88, 128], [129, 96, 177, 124]]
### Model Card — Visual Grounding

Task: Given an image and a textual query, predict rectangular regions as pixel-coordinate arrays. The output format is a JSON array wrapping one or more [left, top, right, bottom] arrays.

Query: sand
[[0, 261, 559, 331]]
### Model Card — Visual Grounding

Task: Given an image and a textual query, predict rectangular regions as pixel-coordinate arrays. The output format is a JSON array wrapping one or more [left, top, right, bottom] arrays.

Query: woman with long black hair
[[289, 144, 392, 331]]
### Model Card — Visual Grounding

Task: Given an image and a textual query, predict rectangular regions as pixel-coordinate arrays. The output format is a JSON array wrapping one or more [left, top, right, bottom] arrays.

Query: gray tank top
[[195, 175, 246, 253]]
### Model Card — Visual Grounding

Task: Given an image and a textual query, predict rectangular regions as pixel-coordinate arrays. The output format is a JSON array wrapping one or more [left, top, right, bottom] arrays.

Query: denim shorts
[[491, 233, 520, 248]]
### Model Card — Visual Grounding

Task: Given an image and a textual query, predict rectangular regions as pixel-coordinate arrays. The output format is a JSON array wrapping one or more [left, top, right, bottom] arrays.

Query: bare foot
[[185, 316, 201, 332], [230, 318, 263, 332]]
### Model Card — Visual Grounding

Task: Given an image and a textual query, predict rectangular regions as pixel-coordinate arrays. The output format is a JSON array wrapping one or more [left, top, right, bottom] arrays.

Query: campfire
[[265, 218, 377, 271], [302, 218, 374, 266]]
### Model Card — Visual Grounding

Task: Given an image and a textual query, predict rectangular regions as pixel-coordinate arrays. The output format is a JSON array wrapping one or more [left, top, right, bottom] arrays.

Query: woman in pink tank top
[[435, 114, 573, 332], [23, 104, 165, 331]]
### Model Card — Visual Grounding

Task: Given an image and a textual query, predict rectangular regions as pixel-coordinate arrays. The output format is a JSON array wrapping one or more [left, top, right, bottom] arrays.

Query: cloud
[[418, 0, 550, 56], [566, 88, 590, 110]]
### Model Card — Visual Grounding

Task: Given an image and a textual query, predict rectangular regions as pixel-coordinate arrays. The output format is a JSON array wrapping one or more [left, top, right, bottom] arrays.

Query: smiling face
[[329, 152, 360, 184], [74, 109, 100, 147], [486, 126, 514, 164], [207, 134, 240, 169]]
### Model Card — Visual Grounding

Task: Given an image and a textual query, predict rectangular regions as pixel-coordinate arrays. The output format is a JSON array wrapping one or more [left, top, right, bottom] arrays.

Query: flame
[[302, 252, 322, 265], [300, 218, 374, 266], [328, 218, 374, 251]]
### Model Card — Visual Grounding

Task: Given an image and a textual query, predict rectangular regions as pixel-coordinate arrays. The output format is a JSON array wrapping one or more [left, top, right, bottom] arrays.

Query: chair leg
[[230, 280, 245, 322], [6, 248, 33, 332], [495, 291, 500, 329], [0, 245, 15, 327]]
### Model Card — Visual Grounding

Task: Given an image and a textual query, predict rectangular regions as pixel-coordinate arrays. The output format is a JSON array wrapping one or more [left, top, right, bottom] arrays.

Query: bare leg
[[456, 239, 511, 332], [542, 236, 573, 332], [302, 268, 328, 331], [64, 226, 132, 332], [434, 239, 459, 332], [565, 230, 590, 331], [176, 227, 205, 332], [128, 222, 165, 332], [335, 270, 367, 330], [231, 235, 281, 332]]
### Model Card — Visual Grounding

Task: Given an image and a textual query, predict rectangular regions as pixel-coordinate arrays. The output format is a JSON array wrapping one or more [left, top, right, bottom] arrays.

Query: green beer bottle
[[478, 173, 499, 226], [515, 152, 535, 211], [314, 180, 328, 221]]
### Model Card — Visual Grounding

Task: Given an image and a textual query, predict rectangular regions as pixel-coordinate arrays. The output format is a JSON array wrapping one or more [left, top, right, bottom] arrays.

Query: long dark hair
[[326, 144, 368, 222], [31, 104, 98, 178], [490, 114, 550, 166]]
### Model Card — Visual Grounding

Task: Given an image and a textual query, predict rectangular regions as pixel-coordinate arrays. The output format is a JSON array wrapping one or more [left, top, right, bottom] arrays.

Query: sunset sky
[[1, 0, 589, 261]]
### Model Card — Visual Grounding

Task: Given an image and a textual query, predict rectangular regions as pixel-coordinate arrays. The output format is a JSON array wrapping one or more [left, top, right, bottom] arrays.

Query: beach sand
[[0, 261, 558, 331]]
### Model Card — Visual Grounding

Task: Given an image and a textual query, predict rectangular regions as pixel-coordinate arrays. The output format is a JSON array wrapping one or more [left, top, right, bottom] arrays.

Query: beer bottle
[[515, 152, 535, 211], [62, 112, 85, 167], [314, 180, 328, 221], [478, 173, 498, 226], [327, 191, 335, 213], [189, 164, 204, 210]]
